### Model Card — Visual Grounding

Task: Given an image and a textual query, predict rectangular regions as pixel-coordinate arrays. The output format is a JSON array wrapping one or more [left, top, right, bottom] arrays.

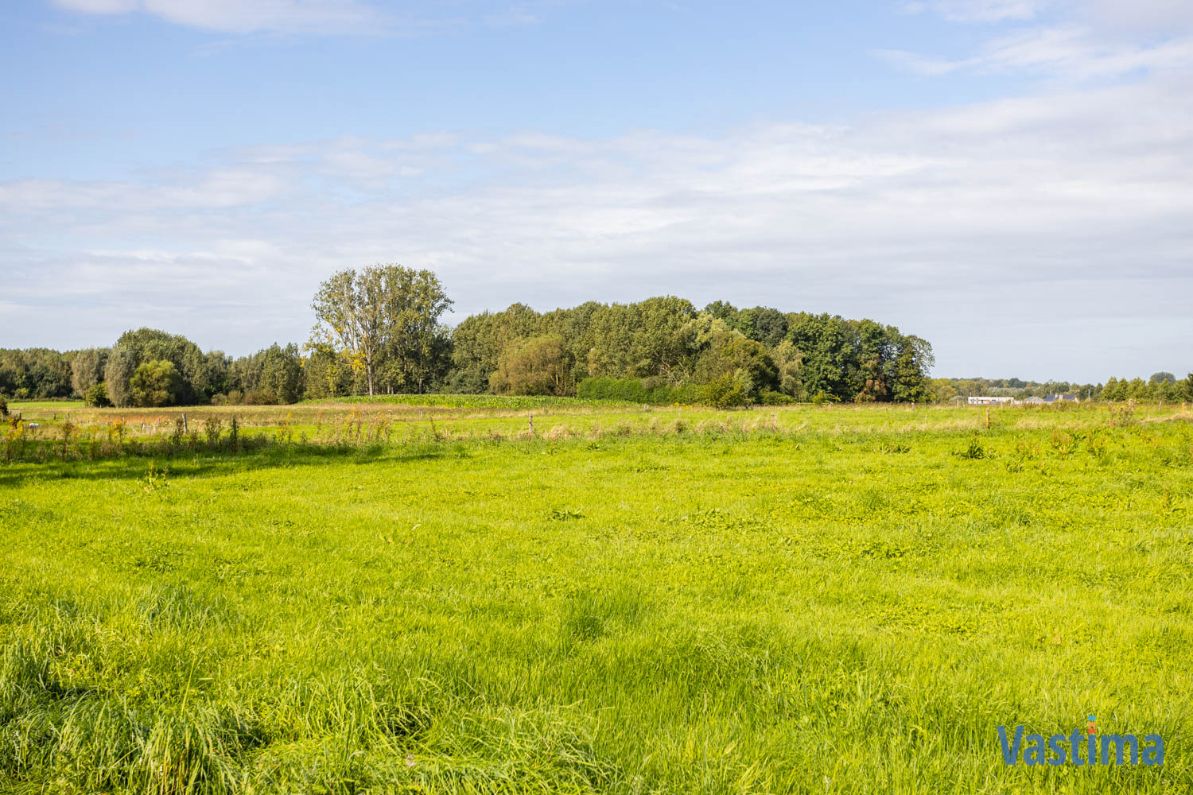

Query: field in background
[[2, 399, 1192, 792]]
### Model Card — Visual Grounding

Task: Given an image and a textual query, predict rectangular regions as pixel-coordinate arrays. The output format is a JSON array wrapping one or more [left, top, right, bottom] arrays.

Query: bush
[[0, 394, 7, 417], [759, 390, 794, 406], [699, 373, 753, 409], [211, 390, 244, 406], [83, 382, 111, 407], [577, 377, 701, 405], [578, 377, 650, 403]]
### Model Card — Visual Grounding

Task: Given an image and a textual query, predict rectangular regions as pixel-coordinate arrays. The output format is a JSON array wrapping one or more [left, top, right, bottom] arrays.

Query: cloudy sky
[[2, 0, 1191, 381]]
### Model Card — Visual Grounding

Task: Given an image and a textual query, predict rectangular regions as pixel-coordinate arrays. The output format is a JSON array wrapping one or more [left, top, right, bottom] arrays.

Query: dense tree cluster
[[0, 348, 72, 399], [5, 264, 1180, 408], [1101, 373, 1193, 403], [931, 373, 1193, 403], [448, 298, 933, 405]]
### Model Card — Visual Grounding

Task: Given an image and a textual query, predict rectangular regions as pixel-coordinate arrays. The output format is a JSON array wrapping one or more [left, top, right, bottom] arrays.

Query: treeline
[[0, 333, 303, 408], [2, 266, 936, 408], [5, 264, 929, 408], [1101, 373, 1193, 403], [3, 265, 1185, 409], [932, 373, 1193, 403]]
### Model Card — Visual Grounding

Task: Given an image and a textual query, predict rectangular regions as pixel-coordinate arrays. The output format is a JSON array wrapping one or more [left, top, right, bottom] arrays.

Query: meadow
[[1, 399, 1191, 793]]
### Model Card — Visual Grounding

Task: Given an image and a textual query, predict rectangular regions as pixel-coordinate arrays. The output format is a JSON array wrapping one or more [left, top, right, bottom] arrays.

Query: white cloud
[[56, 0, 138, 12], [1081, 0, 1193, 36], [3, 70, 1192, 380], [901, 0, 1042, 23], [49, 0, 564, 35], [879, 25, 1193, 79], [51, 0, 396, 34]]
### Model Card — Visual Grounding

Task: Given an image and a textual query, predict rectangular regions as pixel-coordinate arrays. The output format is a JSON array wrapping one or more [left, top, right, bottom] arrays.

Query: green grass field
[[2, 400, 1191, 792]]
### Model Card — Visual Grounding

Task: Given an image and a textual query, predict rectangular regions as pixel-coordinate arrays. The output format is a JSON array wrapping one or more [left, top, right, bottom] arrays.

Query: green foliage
[[0, 279, 941, 407], [129, 359, 184, 407], [489, 335, 571, 396], [699, 371, 753, 408], [1101, 373, 1191, 403], [69, 347, 109, 397], [227, 343, 304, 404], [576, 377, 699, 404], [104, 328, 224, 407], [0, 348, 73, 399], [690, 315, 777, 402], [447, 304, 542, 393], [83, 381, 111, 408], [758, 389, 794, 405], [310, 265, 452, 396]]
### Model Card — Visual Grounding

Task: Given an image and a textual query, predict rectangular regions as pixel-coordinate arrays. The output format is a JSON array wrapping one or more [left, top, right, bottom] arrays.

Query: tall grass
[[1, 403, 1191, 791]]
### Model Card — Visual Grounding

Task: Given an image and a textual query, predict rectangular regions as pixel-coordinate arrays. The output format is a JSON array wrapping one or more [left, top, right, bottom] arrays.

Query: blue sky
[[2, 0, 1192, 381]]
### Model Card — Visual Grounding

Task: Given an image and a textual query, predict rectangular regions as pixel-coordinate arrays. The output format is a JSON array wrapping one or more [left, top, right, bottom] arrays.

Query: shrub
[[578, 377, 650, 403], [700, 372, 753, 409], [83, 382, 111, 407], [759, 389, 794, 406], [577, 377, 701, 405], [0, 394, 7, 417]]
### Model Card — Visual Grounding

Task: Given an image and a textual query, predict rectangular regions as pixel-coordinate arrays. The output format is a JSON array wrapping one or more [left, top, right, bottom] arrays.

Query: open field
[[2, 400, 1192, 792]]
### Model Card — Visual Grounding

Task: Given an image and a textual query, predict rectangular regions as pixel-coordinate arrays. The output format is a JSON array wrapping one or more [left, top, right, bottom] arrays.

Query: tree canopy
[[309, 265, 452, 396]]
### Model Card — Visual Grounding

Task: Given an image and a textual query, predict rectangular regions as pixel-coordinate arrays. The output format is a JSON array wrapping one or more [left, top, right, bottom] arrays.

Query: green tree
[[489, 336, 570, 396], [310, 265, 452, 396], [229, 344, 305, 404], [689, 315, 778, 402], [447, 304, 542, 393], [890, 336, 934, 403], [103, 329, 214, 407], [771, 340, 805, 399], [129, 360, 184, 407], [70, 348, 108, 397], [735, 307, 789, 348], [786, 313, 857, 402], [586, 297, 696, 379], [83, 382, 111, 407], [0, 349, 72, 399]]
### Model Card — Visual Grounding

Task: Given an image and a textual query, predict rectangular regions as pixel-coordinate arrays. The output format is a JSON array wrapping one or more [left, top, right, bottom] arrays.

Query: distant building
[[968, 396, 1015, 405], [1043, 393, 1079, 403]]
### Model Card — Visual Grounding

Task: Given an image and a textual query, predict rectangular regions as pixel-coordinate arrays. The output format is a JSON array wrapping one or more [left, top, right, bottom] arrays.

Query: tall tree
[[310, 265, 452, 396], [447, 303, 541, 393], [103, 329, 212, 407], [490, 335, 570, 396], [70, 348, 109, 397], [890, 335, 934, 403]]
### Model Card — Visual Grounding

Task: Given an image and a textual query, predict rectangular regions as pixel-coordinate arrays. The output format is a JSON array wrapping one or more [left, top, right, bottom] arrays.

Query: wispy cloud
[[48, 0, 566, 36], [899, 0, 1042, 23], [3, 73, 1191, 378], [51, 0, 388, 35], [10, 0, 1192, 379], [878, 25, 1193, 80]]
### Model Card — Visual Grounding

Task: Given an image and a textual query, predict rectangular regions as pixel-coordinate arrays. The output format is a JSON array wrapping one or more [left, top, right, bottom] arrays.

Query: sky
[[1, 0, 1191, 382]]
